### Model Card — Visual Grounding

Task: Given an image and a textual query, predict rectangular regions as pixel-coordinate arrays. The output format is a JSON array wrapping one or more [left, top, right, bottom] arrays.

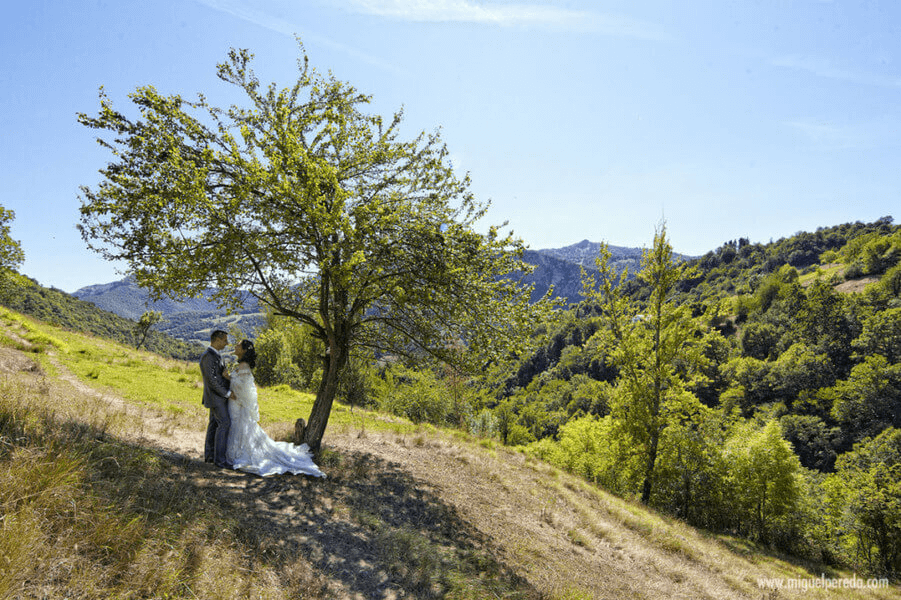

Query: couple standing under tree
[[201, 330, 326, 478]]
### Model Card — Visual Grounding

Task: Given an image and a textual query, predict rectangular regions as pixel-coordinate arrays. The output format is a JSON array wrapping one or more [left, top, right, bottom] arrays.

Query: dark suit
[[201, 346, 232, 466]]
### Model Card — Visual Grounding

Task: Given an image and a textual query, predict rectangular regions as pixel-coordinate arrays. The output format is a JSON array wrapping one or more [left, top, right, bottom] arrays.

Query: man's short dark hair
[[211, 330, 229, 343]]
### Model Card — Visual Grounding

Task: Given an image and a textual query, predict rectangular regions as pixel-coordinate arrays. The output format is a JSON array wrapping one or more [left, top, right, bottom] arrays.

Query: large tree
[[0, 205, 24, 275], [78, 43, 550, 450], [0, 204, 25, 300]]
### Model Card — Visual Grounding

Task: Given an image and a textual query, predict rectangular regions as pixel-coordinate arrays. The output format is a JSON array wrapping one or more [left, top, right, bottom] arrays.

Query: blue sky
[[2, 0, 900, 292]]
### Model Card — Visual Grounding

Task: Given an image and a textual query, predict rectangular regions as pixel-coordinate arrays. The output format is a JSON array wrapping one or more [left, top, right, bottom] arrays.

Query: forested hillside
[[68, 243, 649, 336], [520, 249, 598, 303], [349, 216, 901, 579], [486, 217, 901, 576], [0, 275, 203, 360], [519, 242, 673, 304], [4, 216, 899, 579]]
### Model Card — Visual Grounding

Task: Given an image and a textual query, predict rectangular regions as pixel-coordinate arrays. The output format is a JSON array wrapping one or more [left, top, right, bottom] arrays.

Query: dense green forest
[[260, 216, 899, 578], [486, 218, 901, 576], [0, 275, 203, 360]]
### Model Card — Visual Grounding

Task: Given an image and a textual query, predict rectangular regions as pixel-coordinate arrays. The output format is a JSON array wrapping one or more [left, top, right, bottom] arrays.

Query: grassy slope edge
[[0, 305, 898, 599]]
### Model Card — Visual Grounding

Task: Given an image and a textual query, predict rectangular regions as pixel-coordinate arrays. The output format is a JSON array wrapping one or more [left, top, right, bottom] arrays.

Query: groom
[[201, 329, 234, 469]]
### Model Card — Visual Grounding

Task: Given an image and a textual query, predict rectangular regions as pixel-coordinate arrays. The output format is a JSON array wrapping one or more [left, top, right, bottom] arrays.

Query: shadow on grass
[[159, 445, 539, 599], [0, 369, 535, 599]]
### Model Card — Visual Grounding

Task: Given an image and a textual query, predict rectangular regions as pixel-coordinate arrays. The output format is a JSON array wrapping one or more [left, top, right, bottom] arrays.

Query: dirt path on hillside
[[342, 431, 752, 600], [43, 351, 208, 461], [6, 346, 898, 600]]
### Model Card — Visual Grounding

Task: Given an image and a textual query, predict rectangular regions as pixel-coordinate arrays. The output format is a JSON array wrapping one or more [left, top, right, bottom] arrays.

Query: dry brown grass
[[0, 371, 331, 599], [333, 424, 901, 600], [0, 344, 535, 598]]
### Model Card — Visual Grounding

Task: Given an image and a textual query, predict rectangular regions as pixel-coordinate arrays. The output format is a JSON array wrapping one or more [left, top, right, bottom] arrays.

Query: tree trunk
[[302, 337, 348, 452], [641, 283, 666, 505], [641, 429, 659, 504]]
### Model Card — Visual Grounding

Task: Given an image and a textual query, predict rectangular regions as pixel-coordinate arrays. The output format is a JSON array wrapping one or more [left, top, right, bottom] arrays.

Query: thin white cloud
[[784, 119, 900, 151], [773, 54, 901, 88], [346, 0, 672, 40], [193, 0, 405, 75]]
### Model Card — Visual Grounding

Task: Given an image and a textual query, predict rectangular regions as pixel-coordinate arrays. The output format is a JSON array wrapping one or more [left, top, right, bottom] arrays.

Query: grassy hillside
[[1, 305, 898, 598], [0, 275, 203, 360]]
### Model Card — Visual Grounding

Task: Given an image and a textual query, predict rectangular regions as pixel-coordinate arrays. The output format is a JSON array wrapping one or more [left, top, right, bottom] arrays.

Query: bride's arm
[[229, 371, 246, 405]]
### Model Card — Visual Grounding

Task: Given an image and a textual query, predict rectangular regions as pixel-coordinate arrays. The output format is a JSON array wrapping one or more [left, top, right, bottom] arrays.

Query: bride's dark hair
[[239, 339, 257, 368]]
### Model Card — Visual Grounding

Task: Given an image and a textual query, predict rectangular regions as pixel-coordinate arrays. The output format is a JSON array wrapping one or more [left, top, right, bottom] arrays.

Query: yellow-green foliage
[[798, 263, 844, 286], [526, 415, 637, 494], [0, 306, 68, 352], [838, 230, 901, 275], [723, 419, 806, 544], [827, 429, 901, 575]]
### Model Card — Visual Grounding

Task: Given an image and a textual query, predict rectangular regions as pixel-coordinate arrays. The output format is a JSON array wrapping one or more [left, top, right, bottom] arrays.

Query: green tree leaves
[[0, 205, 23, 269], [78, 42, 551, 449], [581, 224, 706, 503], [828, 428, 901, 575], [725, 420, 805, 544], [0, 204, 25, 300], [133, 310, 162, 350]]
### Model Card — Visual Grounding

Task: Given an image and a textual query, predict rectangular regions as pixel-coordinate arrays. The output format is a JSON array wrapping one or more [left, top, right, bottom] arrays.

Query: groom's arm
[[201, 353, 231, 399]]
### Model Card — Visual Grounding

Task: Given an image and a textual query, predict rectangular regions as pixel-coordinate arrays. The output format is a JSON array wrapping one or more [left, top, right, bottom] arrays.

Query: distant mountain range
[[523, 240, 646, 302], [71, 241, 656, 341], [72, 277, 244, 320], [537, 239, 644, 268], [72, 276, 265, 344]]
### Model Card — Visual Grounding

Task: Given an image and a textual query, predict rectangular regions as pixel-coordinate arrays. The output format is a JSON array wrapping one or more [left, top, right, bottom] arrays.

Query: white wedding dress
[[226, 363, 326, 478]]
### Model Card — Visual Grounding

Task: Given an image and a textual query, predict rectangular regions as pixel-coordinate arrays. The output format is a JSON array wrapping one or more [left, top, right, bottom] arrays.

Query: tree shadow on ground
[[160, 446, 539, 599]]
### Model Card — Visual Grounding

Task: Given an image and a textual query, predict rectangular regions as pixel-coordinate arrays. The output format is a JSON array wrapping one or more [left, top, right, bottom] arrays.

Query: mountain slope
[[73, 276, 229, 320], [73, 276, 265, 342], [521, 249, 597, 304], [0, 276, 201, 360], [2, 307, 895, 599], [71, 240, 650, 323], [538, 239, 644, 269]]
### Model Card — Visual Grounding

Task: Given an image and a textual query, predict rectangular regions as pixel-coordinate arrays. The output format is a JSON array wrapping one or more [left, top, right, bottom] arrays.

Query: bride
[[224, 340, 326, 478]]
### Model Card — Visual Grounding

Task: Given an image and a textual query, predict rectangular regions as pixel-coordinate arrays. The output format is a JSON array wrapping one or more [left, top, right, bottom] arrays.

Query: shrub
[[845, 261, 866, 280], [882, 263, 901, 297], [831, 428, 901, 576], [374, 364, 453, 426], [254, 327, 307, 390], [724, 420, 806, 546]]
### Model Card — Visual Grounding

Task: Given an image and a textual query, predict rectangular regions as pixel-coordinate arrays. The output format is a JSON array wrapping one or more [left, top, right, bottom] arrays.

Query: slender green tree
[[838, 428, 901, 575], [725, 419, 804, 543], [582, 225, 705, 503], [854, 307, 901, 365], [831, 355, 901, 443], [133, 310, 162, 350], [77, 42, 550, 450]]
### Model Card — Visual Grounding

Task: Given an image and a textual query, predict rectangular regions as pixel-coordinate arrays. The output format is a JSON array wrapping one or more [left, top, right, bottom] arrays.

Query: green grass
[[798, 262, 845, 286], [0, 305, 416, 440], [3, 304, 900, 599], [0, 306, 69, 352], [0, 306, 531, 598]]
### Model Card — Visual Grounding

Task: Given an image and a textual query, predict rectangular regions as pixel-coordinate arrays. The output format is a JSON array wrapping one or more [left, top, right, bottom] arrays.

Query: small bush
[[374, 364, 454, 426]]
